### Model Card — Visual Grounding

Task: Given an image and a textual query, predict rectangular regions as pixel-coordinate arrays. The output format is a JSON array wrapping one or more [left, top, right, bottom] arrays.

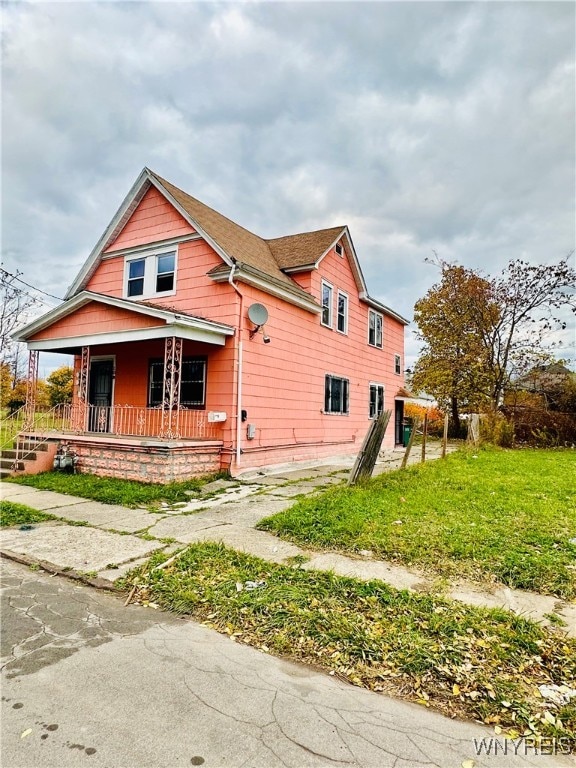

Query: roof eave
[[359, 293, 410, 326], [65, 168, 236, 300], [13, 291, 235, 342], [209, 264, 321, 314], [65, 169, 152, 299]]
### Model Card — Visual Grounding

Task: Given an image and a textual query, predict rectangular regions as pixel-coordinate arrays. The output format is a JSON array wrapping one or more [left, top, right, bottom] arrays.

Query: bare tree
[[0, 267, 42, 380]]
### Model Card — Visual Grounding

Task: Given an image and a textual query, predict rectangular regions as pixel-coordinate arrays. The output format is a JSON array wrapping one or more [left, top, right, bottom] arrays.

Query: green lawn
[[3, 471, 220, 509], [258, 448, 576, 598], [0, 500, 56, 527], [123, 543, 576, 742]]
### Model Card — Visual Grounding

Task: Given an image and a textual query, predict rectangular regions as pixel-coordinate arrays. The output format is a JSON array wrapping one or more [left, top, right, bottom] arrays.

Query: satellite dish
[[247, 303, 269, 326]]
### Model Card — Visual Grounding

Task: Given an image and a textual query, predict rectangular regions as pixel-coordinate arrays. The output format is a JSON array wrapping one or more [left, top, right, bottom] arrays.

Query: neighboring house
[[14, 168, 409, 481], [513, 362, 573, 395], [506, 362, 575, 411]]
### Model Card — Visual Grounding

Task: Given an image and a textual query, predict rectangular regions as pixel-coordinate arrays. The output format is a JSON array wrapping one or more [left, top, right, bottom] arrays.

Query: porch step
[[0, 437, 50, 478], [0, 450, 38, 463], [16, 441, 49, 452], [0, 458, 25, 471]]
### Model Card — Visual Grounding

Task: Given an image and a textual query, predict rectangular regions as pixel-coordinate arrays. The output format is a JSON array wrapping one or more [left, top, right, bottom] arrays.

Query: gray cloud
[[2, 1, 574, 372]]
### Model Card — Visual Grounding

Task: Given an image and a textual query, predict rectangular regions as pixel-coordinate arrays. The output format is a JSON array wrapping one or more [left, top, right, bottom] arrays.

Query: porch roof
[[13, 291, 235, 352]]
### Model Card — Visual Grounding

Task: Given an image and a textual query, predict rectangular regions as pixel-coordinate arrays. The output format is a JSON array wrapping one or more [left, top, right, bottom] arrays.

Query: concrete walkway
[[1, 445, 575, 636], [5, 557, 570, 768]]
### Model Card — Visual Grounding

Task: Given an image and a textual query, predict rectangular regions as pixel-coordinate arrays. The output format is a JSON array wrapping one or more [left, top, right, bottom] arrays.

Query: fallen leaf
[[20, 729, 32, 739]]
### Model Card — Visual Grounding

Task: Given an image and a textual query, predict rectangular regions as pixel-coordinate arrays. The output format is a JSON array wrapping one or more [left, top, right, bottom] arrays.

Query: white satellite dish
[[247, 303, 269, 326]]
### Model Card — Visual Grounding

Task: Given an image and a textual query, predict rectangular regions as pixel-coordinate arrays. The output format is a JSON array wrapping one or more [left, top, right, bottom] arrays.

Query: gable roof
[[63, 168, 408, 324], [267, 226, 346, 270], [14, 291, 235, 350]]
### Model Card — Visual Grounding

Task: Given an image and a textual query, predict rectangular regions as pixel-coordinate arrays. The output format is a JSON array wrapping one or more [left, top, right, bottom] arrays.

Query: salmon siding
[[16, 168, 407, 476]]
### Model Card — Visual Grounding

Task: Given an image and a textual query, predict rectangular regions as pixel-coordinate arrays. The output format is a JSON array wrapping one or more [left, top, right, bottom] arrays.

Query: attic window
[[335, 243, 343, 257], [124, 248, 177, 299], [127, 259, 145, 297], [156, 253, 175, 292]]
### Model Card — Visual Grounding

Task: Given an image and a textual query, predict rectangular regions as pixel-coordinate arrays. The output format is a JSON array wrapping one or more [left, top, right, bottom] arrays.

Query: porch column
[[22, 350, 39, 430], [160, 336, 182, 439], [71, 346, 90, 431]]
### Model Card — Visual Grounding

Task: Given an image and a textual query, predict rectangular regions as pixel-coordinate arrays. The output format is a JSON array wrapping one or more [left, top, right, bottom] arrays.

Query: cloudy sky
[[2, 0, 575, 375]]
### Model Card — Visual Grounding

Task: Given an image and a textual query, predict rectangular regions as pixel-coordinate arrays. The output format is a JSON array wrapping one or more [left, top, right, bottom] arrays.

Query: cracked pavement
[[2, 559, 571, 768]]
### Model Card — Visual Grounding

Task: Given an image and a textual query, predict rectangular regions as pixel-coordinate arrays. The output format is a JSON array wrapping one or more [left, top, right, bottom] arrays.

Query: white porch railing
[[13, 404, 221, 441]]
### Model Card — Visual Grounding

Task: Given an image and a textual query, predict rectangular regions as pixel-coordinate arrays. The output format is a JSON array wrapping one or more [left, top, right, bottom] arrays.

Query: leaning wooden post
[[348, 410, 391, 485], [441, 412, 449, 458], [420, 412, 428, 463], [400, 418, 420, 470]]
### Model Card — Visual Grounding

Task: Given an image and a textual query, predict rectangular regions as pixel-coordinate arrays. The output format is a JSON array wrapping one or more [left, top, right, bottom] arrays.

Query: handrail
[[2, 402, 221, 456], [1, 404, 29, 452], [1, 403, 71, 471]]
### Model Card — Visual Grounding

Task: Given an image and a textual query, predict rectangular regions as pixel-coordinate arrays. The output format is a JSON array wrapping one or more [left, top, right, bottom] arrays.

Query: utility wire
[[0, 267, 64, 303]]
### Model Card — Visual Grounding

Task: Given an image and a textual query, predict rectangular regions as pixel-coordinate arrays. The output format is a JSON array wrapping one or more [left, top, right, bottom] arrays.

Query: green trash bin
[[402, 423, 412, 447]]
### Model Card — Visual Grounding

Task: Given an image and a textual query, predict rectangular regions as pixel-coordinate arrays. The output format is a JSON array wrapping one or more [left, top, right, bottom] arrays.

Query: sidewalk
[[1, 446, 575, 636]]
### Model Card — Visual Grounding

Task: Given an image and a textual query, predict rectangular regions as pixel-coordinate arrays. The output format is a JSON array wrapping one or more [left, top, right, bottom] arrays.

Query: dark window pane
[[148, 358, 206, 408], [369, 385, 376, 418], [128, 278, 144, 297], [337, 294, 347, 332], [148, 360, 164, 406], [181, 360, 206, 405], [331, 377, 342, 411], [322, 284, 332, 326], [156, 273, 174, 292], [129, 260, 145, 278]]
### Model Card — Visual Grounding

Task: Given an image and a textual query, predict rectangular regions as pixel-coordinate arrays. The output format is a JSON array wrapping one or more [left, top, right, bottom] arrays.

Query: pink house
[[14, 168, 409, 481]]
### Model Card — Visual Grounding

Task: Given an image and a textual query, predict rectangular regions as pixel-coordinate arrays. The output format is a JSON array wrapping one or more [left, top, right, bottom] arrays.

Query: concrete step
[[0, 458, 24, 471], [16, 441, 49, 452], [0, 450, 38, 462]]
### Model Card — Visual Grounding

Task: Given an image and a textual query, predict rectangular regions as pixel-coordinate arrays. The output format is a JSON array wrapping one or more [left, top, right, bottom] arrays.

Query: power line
[[0, 267, 64, 303]]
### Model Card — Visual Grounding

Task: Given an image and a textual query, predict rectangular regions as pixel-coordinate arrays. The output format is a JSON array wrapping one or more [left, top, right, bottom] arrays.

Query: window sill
[[125, 289, 177, 301]]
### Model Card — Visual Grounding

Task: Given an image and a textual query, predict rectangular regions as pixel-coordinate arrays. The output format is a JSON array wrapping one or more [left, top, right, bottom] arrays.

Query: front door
[[89, 359, 114, 432], [394, 400, 404, 445]]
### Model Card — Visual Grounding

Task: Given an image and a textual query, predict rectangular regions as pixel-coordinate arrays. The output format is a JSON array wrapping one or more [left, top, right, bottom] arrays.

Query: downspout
[[228, 263, 244, 469]]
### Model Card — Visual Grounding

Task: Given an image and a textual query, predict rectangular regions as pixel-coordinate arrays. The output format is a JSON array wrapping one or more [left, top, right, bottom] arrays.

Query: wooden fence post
[[400, 418, 420, 470], [348, 410, 391, 485], [420, 412, 428, 463], [441, 412, 449, 458]]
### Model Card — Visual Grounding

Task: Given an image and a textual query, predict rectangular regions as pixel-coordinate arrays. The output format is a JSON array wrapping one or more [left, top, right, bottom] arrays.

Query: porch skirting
[[28, 434, 223, 484]]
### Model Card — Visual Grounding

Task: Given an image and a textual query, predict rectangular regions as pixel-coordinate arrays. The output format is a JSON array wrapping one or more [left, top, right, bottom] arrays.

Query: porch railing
[[11, 404, 222, 441]]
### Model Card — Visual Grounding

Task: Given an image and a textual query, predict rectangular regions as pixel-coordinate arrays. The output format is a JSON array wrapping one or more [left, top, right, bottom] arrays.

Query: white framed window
[[335, 242, 343, 257], [321, 280, 333, 328], [337, 291, 348, 334], [369, 383, 385, 419], [394, 354, 402, 375], [124, 248, 177, 299], [324, 374, 349, 414], [368, 309, 383, 348]]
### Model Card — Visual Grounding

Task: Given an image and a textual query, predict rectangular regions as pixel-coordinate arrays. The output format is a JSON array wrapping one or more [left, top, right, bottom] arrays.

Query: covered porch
[[13, 293, 237, 480]]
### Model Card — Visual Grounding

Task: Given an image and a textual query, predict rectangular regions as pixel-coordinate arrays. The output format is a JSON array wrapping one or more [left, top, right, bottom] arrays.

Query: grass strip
[[123, 542, 575, 743], [0, 501, 57, 527], [2, 471, 222, 509], [258, 448, 576, 598]]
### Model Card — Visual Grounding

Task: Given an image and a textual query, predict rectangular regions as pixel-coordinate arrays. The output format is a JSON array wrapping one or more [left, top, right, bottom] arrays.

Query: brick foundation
[[59, 436, 223, 483]]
